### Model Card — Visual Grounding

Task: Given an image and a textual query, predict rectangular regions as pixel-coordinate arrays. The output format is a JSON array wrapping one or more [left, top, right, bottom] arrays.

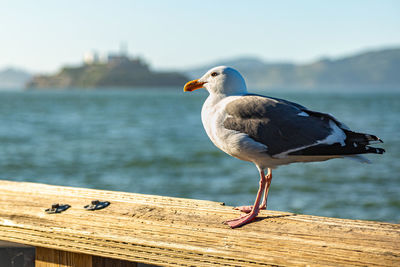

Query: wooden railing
[[0, 180, 399, 266]]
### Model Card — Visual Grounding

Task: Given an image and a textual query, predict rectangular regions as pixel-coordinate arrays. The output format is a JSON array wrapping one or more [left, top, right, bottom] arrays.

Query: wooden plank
[[0, 180, 399, 266], [35, 247, 138, 267], [36, 247, 92, 267], [92, 255, 138, 267]]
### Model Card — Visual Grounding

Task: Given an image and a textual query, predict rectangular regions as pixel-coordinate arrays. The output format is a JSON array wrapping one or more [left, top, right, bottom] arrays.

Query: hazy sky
[[1, 0, 399, 72]]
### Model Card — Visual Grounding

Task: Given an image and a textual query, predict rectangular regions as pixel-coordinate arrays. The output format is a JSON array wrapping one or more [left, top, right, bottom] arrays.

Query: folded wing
[[223, 95, 384, 158]]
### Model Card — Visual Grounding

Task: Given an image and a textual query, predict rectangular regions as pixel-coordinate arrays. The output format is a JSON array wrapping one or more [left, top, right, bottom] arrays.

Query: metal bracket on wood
[[84, 200, 110, 211], [45, 203, 71, 214]]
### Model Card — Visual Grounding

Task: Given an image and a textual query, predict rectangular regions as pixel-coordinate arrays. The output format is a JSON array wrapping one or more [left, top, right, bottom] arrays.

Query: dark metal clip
[[45, 203, 71, 214], [84, 200, 110, 211]]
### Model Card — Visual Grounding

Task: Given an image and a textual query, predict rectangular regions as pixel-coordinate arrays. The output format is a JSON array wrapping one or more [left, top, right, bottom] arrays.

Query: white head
[[184, 66, 247, 96]]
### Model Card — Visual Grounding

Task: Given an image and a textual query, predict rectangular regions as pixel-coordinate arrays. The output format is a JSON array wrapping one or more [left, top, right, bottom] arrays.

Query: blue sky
[[0, 0, 399, 72]]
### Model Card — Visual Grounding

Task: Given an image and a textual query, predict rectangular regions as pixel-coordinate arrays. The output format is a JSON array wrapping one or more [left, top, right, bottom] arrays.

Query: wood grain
[[35, 247, 138, 267], [36, 247, 92, 267], [0, 180, 399, 266]]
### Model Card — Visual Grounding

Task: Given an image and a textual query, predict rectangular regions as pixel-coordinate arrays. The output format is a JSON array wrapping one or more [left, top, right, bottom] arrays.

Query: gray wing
[[223, 95, 384, 156]]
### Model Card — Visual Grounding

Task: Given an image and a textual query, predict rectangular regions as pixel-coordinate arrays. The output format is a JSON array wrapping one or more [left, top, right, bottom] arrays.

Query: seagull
[[183, 66, 385, 228]]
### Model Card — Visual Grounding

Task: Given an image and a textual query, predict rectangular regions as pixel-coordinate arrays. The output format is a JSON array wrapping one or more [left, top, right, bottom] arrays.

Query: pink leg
[[225, 168, 267, 228], [260, 169, 272, 210], [235, 168, 272, 213]]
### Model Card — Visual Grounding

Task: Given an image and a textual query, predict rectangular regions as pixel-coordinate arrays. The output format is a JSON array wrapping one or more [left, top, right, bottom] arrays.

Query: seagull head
[[184, 66, 247, 96]]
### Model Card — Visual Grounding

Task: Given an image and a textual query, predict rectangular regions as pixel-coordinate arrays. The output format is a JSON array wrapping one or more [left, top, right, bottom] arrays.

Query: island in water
[[27, 51, 188, 89], [2, 46, 398, 90]]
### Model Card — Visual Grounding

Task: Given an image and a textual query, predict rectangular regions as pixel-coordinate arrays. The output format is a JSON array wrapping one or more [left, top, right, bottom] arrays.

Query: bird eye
[[211, 72, 218, 77]]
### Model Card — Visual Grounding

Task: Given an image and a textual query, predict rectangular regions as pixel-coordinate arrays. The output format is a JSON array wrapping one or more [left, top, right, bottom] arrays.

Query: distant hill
[[27, 58, 188, 89], [184, 48, 400, 89], [0, 68, 32, 89]]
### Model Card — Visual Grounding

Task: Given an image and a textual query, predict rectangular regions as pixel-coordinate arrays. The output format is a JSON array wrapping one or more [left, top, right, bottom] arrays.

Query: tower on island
[[84, 43, 131, 65]]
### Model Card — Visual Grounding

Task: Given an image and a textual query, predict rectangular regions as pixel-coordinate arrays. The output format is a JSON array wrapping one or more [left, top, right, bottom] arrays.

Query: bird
[[183, 66, 385, 229]]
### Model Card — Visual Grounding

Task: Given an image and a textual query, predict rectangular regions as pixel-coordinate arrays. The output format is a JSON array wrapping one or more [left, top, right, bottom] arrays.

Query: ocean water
[[0, 88, 399, 223]]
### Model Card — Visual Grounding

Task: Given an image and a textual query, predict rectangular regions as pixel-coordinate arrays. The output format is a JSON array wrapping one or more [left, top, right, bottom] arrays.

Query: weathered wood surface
[[36, 247, 92, 267], [0, 180, 399, 266], [35, 247, 138, 267]]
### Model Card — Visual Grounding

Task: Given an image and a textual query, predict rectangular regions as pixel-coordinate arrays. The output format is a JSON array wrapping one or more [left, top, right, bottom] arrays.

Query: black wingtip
[[367, 134, 383, 143], [289, 143, 386, 156], [344, 131, 383, 145], [367, 146, 385, 154]]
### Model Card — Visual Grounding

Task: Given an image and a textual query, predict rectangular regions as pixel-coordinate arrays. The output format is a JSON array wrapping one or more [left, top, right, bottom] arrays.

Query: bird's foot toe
[[234, 205, 253, 213], [234, 205, 266, 213], [225, 213, 257, 228]]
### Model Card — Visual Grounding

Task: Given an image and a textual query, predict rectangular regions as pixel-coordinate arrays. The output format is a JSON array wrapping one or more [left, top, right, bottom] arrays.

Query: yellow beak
[[183, 79, 206, 92]]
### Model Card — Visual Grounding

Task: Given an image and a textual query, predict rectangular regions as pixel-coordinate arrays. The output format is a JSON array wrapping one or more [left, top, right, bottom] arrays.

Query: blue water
[[1, 88, 399, 223]]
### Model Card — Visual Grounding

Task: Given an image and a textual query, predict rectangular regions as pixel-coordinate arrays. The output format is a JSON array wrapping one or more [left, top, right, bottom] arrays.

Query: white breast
[[201, 95, 268, 162]]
